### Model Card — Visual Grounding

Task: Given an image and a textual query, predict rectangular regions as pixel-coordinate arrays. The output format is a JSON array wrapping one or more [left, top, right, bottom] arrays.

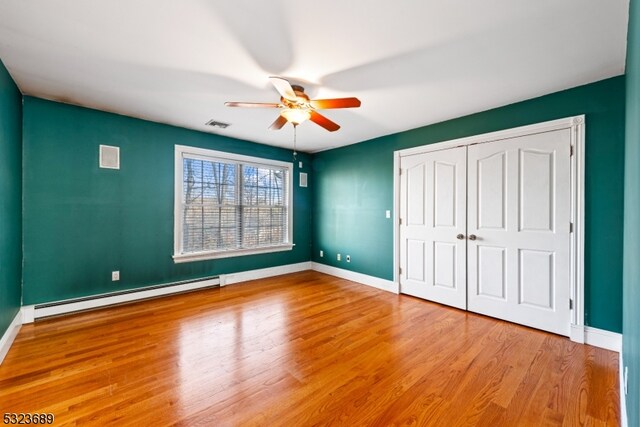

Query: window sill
[[173, 244, 295, 264]]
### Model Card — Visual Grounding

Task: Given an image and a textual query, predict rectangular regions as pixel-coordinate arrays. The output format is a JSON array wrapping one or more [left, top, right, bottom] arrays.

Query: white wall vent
[[99, 145, 120, 169]]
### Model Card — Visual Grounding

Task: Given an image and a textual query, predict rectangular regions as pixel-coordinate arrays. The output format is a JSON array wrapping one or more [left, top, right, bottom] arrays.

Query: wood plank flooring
[[0, 271, 619, 426]]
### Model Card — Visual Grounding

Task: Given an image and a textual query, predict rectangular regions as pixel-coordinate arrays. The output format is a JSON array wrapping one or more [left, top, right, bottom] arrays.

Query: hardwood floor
[[0, 271, 619, 426]]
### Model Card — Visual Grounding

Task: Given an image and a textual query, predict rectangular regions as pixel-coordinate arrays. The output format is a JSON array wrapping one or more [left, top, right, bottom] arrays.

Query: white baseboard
[[0, 310, 22, 365], [570, 325, 622, 352], [311, 262, 399, 294], [22, 305, 34, 323], [221, 262, 312, 286], [620, 350, 628, 427], [585, 326, 622, 352]]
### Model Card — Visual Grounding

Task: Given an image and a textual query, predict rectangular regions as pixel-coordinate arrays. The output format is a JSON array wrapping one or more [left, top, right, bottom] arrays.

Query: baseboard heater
[[31, 275, 221, 319]]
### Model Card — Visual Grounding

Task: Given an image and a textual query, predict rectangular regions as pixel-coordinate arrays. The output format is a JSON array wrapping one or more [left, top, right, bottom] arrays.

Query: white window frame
[[173, 145, 294, 263]]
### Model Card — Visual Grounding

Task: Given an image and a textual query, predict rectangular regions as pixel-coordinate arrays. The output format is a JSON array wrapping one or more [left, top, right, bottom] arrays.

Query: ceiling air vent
[[206, 120, 230, 129]]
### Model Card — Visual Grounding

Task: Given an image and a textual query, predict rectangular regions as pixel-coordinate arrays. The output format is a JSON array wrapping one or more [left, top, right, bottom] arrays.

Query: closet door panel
[[467, 129, 571, 336], [399, 146, 467, 309]]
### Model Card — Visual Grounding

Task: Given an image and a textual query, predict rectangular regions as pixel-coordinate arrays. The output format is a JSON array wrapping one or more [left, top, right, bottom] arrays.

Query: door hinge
[[399, 168, 402, 175], [399, 267, 402, 275], [570, 222, 573, 233], [570, 145, 574, 156], [569, 299, 573, 310], [399, 218, 402, 225]]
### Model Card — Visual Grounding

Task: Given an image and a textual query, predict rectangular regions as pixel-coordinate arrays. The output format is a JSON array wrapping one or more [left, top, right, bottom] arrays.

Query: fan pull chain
[[293, 124, 298, 161]]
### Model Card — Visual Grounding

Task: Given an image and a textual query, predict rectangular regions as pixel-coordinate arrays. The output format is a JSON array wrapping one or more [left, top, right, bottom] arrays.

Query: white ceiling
[[0, 1, 630, 153]]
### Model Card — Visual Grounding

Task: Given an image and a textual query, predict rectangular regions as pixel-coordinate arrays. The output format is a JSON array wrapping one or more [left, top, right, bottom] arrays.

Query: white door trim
[[393, 115, 586, 339]]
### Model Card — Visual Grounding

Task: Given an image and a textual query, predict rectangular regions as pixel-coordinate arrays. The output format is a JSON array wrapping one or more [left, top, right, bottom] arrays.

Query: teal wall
[[623, 0, 640, 424], [22, 97, 312, 304], [0, 59, 22, 335], [313, 76, 626, 333]]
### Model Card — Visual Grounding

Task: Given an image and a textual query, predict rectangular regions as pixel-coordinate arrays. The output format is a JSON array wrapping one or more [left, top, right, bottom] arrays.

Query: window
[[174, 145, 293, 263]]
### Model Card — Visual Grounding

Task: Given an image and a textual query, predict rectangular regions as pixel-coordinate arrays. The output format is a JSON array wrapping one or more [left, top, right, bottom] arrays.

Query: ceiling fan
[[225, 77, 361, 132]]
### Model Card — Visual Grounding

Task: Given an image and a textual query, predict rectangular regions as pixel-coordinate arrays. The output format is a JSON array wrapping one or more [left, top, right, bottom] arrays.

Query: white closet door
[[467, 129, 571, 335], [399, 146, 467, 309]]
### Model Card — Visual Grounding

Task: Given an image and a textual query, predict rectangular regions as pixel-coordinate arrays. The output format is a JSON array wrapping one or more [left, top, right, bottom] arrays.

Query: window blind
[[181, 155, 289, 255]]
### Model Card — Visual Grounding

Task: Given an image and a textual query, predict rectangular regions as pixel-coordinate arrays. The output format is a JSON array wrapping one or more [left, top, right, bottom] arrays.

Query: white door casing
[[467, 129, 572, 336], [399, 146, 467, 309]]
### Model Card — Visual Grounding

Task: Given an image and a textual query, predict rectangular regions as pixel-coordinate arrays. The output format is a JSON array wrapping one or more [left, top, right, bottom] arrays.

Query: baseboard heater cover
[[31, 275, 220, 319]]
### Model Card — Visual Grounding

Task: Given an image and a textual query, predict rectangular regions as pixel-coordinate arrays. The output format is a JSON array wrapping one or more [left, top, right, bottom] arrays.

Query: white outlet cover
[[299, 172, 308, 187], [337, 254, 341, 261], [624, 366, 628, 395], [320, 250, 324, 257], [112, 271, 120, 281], [386, 210, 391, 218]]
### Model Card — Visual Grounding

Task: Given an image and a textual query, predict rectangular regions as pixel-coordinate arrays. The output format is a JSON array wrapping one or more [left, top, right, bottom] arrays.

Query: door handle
[[468, 234, 477, 241], [456, 234, 465, 240]]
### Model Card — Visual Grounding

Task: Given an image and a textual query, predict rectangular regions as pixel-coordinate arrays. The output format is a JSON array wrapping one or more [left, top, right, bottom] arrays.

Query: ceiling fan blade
[[225, 102, 280, 108], [309, 111, 340, 132], [269, 76, 297, 101], [269, 115, 288, 130], [309, 97, 361, 109]]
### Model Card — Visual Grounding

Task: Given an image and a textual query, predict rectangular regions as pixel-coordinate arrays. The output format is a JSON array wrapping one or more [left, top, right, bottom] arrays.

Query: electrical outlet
[[112, 271, 120, 281], [624, 366, 628, 395], [320, 250, 324, 257], [337, 253, 341, 261], [346, 255, 351, 262], [386, 210, 391, 218]]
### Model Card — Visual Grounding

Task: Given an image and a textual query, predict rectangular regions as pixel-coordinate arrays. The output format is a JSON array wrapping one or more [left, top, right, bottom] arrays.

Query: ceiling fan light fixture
[[281, 108, 311, 125], [226, 77, 359, 132]]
